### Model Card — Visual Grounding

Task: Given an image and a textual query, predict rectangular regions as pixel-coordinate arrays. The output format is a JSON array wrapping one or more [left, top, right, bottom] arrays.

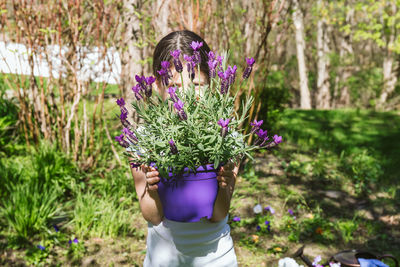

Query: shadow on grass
[[277, 109, 400, 184]]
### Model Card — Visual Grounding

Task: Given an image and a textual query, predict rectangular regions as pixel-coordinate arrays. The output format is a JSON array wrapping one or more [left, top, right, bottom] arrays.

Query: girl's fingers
[[148, 184, 158, 191], [146, 171, 159, 178], [147, 177, 160, 185], [218, 170, 235, 178]]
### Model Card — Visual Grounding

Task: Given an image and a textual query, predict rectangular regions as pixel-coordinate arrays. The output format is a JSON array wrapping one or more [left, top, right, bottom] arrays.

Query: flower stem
[[180, 72, 185, 92]]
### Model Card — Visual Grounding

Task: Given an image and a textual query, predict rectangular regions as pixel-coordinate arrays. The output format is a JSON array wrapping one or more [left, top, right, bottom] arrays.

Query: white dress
[[143, 215, 238, 267]]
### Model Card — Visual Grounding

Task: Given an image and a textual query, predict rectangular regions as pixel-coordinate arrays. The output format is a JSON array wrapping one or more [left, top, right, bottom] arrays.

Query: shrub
[[343, 149, 383, 195]]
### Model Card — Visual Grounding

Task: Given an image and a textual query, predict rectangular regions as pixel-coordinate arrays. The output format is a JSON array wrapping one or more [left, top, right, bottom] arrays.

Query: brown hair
[[152, 30, 211, 82]]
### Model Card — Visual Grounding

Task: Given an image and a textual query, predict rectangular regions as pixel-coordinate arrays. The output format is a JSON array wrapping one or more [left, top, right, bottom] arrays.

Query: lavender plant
[[115, 43, 282, 179]]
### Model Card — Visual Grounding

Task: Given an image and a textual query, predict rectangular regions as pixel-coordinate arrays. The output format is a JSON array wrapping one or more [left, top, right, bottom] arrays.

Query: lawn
[[1, 108, 399, 266]]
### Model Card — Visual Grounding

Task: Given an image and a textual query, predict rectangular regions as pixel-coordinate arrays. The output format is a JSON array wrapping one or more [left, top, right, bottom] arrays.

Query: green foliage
[[126, 70, 255, 178], [0, 142, 79, 239], [277, 109, 400, 186], [335, 217, 359, 243], [1, 177, 61, 239], [69, 190, 136, 238], [255, 70, 290, 129], [299, 213, 336, 244], [32, 141, 81, 197], [24, 243, 52, 266], [347, 67, 383, 108], [342, 149, 383, 195], [0, 78, 19, 155]]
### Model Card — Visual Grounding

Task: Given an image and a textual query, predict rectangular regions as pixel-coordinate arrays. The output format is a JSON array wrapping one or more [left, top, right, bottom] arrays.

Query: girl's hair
[[152, 30, 211, 81]]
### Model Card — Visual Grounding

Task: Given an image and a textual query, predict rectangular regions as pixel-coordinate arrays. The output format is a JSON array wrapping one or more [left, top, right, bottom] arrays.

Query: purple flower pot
[[157, 164, 219, 222]]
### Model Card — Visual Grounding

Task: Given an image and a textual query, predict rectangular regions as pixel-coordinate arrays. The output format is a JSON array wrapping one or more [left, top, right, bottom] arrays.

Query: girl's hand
[[216, 162, 237, 188], [142, 166, 160, 191]]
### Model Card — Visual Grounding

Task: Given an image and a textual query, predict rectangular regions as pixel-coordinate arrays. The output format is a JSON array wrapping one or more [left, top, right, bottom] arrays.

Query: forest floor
[[1, 109, 400, 267]]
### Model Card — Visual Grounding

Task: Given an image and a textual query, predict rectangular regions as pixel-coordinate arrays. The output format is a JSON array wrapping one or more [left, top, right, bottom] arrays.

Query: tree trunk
[[119, 0, 144, 125], [316, 0, 331, 109], [333, 5, 354, 108], [292, 0, 311, 109], [153, 0, 172, 37], [377, 1, 398, 109]]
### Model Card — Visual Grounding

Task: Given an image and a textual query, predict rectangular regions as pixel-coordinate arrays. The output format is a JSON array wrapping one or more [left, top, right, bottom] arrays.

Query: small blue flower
[[256, 225, 261, 231], [68, 239, 72, 244], [37, 245, 45, 250], [73, 238, 79, 244], [288, 209, 294, 216], [53, 225, 59, 232]]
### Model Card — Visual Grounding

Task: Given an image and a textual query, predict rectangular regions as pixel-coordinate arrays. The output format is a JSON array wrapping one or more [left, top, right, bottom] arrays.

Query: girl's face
[[156, 66, 208, 94], [170, 67, 207, 90]]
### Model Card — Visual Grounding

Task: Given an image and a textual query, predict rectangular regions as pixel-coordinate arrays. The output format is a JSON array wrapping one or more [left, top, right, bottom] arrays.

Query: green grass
[[1, 106, 400, 266], [276, 109, 400, 185]]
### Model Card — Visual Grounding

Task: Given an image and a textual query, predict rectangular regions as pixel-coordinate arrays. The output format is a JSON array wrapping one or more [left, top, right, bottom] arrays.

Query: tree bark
[[377, 1, 398, 109], [315, 0, 331, 109], [119, 0, 145, 125], [120, 0, 142, 86], [333, 5, 354, 108], [292, 0, 311, 109]]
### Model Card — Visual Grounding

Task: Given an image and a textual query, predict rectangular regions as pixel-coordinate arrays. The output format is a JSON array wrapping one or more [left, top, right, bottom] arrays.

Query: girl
[[130, 30, 239, 267]]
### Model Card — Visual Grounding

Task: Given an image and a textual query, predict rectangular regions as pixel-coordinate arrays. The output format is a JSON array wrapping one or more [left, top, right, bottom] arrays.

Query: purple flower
[[218, 70, 230, 94], [173, 99, 184, 111], [146, 76, 156, 86], [256, 129, 268, 139], [227, 65, 237, 85], [130, 162, 141, 169], [119, 110, 131, 128], [158, 61, 172, 86], [68, 239, 72, 244], [313, 255, 322, 267], [208, 60, 218, 79], [135, 74, 147, 92], [132, 84, 143, 100], [184, 54, 196, 80], [273, 134, 282, 144], [208, 51, 215, 61], [264, 206, 275, 214], [190, 41, 203, 65], [37, 245, 45, 250], [169, 139, 178, 154], [250, 119, 263, 133], [191, 41, 203, 51], [288, 209, 294, 216], [216, 55, 224, 67], [173, 99, 187, 120], [256, 225, 261, 231], [116, 98, 125, 107], [265, 221, 271, 231], [53, 225, 59, 232], [73, 238, 78, 244], [255, 129, 270, 147], [167, 87, 179, 102], [122, 127, 138, 143], [161, 61, 170, 69], [171, 50, 183, 73], [217, 118, 230, 128], [171, 50, 180, 58], [115, 134, 129, 148], [243, 57, 255, 79], [218, 118, 230, 138], [232, 216, 241, 222], [144, 76, 156, 97]]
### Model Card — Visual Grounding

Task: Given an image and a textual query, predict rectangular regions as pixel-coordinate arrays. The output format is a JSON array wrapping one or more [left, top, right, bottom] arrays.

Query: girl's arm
[[130, 161, 164, 225], [209, 162, 239, 222]]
